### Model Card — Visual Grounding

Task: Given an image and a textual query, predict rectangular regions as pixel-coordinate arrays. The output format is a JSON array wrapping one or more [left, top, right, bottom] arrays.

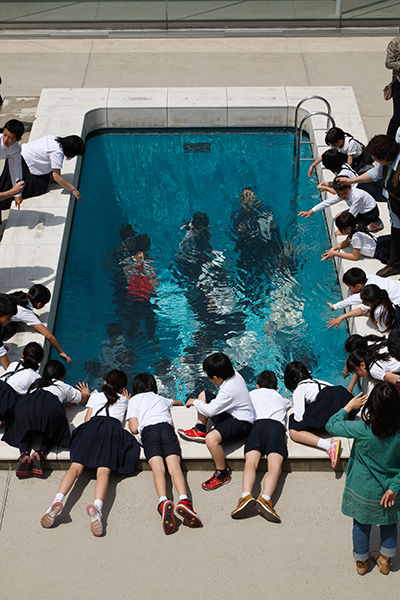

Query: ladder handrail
[[293, 95, 333, 161], [295, 111, 336, 175]]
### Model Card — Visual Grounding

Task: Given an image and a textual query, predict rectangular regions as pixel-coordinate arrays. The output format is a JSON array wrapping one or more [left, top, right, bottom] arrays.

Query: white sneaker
[[86, 504, 103, 537]]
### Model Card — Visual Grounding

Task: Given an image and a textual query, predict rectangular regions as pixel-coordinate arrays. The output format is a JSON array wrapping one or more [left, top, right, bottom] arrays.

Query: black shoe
[[31, 449, 45, 478], [376, 265, 400, 278], [16, 452, 31, 479]]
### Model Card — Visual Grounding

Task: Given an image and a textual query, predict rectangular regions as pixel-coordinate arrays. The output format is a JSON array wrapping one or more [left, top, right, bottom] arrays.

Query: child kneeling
[[128, 373, 202, 535], [231, 370, 290, 523]]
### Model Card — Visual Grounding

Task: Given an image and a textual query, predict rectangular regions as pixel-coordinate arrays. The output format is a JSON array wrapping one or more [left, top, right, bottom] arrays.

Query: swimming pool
[[52, 128, 347, 400]]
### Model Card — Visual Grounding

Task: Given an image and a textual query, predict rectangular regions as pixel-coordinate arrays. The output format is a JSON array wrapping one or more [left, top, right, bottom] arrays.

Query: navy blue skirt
[[70, 416, 140, 475], [0, 380, 18, 426], [2, 388, 70, 448], [289, 385, 353, 433]]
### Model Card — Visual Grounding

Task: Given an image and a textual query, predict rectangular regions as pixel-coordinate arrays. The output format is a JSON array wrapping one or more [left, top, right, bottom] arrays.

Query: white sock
[[159, 496, 168, 504], [262, 494, 271, 502], [179, 494, 188, 501], [94, 499, 103, 515], [54, 493, 64, 504], [317, 438, 331, 451], [242, 492, 251, 498]]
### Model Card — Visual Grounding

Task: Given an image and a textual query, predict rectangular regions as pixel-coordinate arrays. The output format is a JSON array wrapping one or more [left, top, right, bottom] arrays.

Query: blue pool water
[[52, 129, 348, 400]]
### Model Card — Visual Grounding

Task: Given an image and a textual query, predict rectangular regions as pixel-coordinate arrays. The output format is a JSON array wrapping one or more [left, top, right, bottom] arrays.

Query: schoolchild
[[230, 370, 290, 523], [41, 370, 139, 537], [326, 383, 400, 575], [343, 334, 384, 392], [180, 353, 254, 490], [386, 329, 400, 384], [2, 359, 89, 479], [346, 342, 400, 386], [327, 268, 400, 329], [0, 119, 25, 217], [308, 127, 372, 176], [0, 341, 43, 426], [284, 361, 354, 469], [0, 294, 18, 369], [128, 373, 202, 535], [299, 178, 380, 227], [6, 284, 72, 363], [321, 212, 390, 264]]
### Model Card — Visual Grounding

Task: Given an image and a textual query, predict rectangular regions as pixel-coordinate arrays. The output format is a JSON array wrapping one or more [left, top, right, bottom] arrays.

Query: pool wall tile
[[35, 88, 109, 117], [227, 107, 287, 128], [107, 107, 167, 129], [167, 87, 227, 127]]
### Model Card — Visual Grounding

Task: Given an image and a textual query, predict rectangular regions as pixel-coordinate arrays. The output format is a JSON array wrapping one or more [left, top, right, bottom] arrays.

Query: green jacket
[[326, 409, 400, 524]]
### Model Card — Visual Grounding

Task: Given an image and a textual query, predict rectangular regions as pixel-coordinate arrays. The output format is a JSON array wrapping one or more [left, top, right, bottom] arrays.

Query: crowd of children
[[1, 119, 400, 576]]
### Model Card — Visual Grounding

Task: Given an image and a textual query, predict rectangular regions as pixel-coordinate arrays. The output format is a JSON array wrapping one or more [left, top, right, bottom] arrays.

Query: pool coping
[[0, 86, 390, 468]]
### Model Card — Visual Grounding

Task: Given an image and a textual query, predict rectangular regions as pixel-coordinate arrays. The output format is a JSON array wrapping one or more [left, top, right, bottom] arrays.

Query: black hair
[[347, 341, 390, 376], [321, 148, 348, 173], [132, 372, 158, 396], [257, 370, 277, 390], [9, 284, 51, 309], [346, 350, 366, 375], [0, 294, 17, 317], [366, 135, 400, 163], [21, 342, 44, 371], [388, 329, 400, 361], [360, 285, 395, 331], [362, 381, 400, 439], [332, 176, 351, 192], [55, 135, 85, 159], [30, 359, 66, 391], [284, 361, 311, 392], [192, 212, 210, 232], [342, 267, 367, 288], [124, 234, 151, 255], [3, 119, 24, 139], [344, 333, 383, 354], [119, 223, 136, 241], [335, 212, 372, 241], [325, 127, 346, 146], [203, 353, 235, 381], [102, 369, 127, 406]]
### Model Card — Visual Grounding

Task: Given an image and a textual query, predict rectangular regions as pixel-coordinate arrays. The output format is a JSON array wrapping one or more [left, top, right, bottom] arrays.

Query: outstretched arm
[[327, 307, 364, 329], [308, 155, 323, 177], [33, 323, 72, 364], [51, 169, 82, 202]]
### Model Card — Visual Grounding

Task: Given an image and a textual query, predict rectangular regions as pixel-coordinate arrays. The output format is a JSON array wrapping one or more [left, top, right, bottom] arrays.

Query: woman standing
[[326, 383, 400, 575]]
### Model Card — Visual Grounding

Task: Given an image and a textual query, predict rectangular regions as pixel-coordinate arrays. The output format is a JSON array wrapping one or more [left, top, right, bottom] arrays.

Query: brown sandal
[[355, 559, 368, 575], [370, 551, 391, 575]]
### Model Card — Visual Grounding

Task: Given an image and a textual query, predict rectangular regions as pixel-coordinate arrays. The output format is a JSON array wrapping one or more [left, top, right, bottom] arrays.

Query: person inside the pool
[[231, 187, 276, 242]]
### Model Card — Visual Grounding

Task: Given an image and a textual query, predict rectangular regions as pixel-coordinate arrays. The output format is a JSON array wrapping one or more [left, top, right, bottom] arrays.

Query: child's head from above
[[203, 353, 234, 385], [132, 372, 158, 396], [2, 119, 24, 145], [103, 369, 128, 404], [325, 127, 345, 148], [362, 381, 400, 439], [239, 187, 259, 211], [191, 212, 210, 234], [335, 211, 357, 236], [27, 284, 51, 310], [119, 223, 136, 242], [388, 329, 400, 362], [0, 294, 17, 325], [332, 176, 351, 198], [346, 350, 368, 378], [43, 359, 67, 382], [321, 148, 348, 172], [55, 135, 85, 159], [125, 234, 151, 262], [256, 370, 277, 390], [366, 135, 400, 165], [283, 361, 311, 392], [342, 267, 367, 294], [360, 284, 387, 308], [21, 341, 44, 371], [344, 334, 368, 354]]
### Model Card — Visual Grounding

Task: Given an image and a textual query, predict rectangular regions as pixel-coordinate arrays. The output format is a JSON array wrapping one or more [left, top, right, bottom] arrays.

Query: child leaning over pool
[[231, 370, 290, 523], [127, 373, 202, 535], [179, 353, 255, 491]]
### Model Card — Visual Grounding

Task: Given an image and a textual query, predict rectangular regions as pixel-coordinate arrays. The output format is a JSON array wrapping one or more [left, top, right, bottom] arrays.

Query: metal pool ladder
[[293, 96, 336, 176]]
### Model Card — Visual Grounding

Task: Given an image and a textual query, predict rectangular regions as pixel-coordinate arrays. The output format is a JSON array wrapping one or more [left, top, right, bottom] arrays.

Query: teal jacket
[[326, 409, 400, 524]]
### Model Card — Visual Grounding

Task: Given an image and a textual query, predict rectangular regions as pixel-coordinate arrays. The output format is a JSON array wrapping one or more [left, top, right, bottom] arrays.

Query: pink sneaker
[[41, 501, 63, 528], [86, 504, 103, 537], [327, 439, 341, 469]]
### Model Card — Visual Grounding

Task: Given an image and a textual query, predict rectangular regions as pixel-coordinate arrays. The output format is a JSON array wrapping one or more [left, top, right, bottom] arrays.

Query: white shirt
[[331, 136, 363, 158], [0, 361, 40, 394], [193, 371, 255, 423], [337, 164, 358, 185], [127, 391, 174, 434], [249, 388, 291, 427], [40, 379, 82, 404], [350, 231, 377, 258], [12, 302, 41, 326], [312, 187, 376, 216], [22, 135, 64, 176], [292, 378, 332, 422], [369, 349, 400, 379], [0, 135, 22, 195], [333, 274, 400, 312], [87, 390, 128, 423], [367, 153, 400, 229]]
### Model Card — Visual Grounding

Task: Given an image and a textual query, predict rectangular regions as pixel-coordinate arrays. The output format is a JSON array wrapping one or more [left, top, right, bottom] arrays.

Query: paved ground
[[0, 32, 399, 598]]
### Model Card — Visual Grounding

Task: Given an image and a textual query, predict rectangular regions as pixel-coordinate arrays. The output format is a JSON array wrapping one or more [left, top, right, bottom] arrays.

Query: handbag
[[384, 74, 396, 100]]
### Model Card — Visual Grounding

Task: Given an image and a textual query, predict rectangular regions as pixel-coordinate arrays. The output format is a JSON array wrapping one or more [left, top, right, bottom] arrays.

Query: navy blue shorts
[[141, 423, 182, 461], [203, 390, 252, 443], [244, 419, 288, 459]]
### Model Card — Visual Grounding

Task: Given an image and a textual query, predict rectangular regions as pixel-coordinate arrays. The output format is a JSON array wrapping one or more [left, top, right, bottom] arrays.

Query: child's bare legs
[[148, 455, 167, 498], [289, 429, 321, 448], [165, 454, 186, 497], [94, 467, 112, 503], [41, 462, 85, 529], [86, 467, 112, 538], [205, 429, 225, 470], [290, 429, 340, 469], [195, 391, 208, 427], [262, 453, 284, 498], [242, 450, 261, 494], [148, 455, 179, 535]]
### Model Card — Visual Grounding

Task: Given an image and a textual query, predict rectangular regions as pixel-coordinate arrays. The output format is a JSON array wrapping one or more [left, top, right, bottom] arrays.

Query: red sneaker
[[31, 449, 45, 478], [202, 469, 231, 491], [16, 451, 31, 479], [175, 500, 203, 528], [157, 500, 177, 535], [177, 427, 206, 443]]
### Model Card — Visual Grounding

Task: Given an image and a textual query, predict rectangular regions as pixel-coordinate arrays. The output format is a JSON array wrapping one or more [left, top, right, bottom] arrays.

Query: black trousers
[[387, 78, 400, 138], [390, 225, 400, 267]]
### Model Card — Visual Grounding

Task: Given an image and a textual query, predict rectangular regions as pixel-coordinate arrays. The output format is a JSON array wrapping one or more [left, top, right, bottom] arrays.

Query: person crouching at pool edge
[[179, 353, 255, 490]]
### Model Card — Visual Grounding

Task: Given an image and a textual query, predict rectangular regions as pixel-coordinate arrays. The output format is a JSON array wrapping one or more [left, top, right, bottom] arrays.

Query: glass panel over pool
[[52, 129, 348, 400]]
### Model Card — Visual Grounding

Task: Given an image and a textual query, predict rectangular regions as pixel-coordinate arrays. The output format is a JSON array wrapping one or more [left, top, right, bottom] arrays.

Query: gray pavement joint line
[[0, 464, 12, 534], [299, 39, 311, 86], [81, 38, 95, 88]]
